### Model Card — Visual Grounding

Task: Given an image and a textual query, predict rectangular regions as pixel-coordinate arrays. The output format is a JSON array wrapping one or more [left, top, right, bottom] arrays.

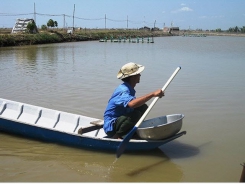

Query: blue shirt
[[103, 82, 136, 134]]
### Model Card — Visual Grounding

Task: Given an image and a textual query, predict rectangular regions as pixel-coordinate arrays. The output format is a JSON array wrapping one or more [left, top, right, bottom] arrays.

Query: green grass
[[0, 29, 171, 47]]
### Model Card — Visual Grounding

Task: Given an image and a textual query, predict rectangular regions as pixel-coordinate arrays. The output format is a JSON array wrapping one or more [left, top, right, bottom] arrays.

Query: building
[[11, 18, 38, 34], [163, 27, 179, 35]]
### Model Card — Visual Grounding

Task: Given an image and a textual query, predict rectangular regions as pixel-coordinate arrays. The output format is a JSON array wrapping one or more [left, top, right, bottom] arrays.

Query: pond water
[[0, 36, 244, 182]]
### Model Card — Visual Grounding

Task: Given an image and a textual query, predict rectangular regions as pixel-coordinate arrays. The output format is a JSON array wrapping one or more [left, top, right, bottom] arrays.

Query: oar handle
[[135, 66, 181, 127]]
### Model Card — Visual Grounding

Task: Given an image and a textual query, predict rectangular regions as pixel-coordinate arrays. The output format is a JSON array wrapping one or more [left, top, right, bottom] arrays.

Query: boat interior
[[0, 98, 107, 138]]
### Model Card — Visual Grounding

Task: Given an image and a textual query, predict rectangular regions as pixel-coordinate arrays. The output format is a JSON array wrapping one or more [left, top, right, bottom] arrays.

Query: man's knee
[[135, 104, 148, 113], [141, 104, 148, 112]]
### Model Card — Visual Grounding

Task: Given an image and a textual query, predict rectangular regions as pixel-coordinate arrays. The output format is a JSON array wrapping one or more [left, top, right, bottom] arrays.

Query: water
[[0, 36, 245, 182]]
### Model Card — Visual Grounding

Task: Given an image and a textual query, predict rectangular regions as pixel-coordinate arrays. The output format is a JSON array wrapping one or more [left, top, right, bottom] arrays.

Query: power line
[[0, 13, 33, 16], [0, 12, 164, 28]]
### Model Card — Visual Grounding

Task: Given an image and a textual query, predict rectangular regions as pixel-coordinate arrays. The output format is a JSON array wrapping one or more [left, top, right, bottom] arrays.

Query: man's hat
[[117, 62, 145, 79]]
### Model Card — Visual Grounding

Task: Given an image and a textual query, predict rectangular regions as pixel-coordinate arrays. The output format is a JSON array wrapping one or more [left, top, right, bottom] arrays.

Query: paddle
[[116, 66, 181, 158]]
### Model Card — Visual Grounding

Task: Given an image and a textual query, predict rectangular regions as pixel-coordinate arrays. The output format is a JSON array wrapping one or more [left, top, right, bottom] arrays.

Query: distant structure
[[11, 18, 38, 34], [163, 27, 170, 32], [163, 27, 179, 34]]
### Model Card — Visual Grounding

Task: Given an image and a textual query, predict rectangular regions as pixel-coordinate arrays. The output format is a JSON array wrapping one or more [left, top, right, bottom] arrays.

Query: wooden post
[[240, 163, 245, 182]]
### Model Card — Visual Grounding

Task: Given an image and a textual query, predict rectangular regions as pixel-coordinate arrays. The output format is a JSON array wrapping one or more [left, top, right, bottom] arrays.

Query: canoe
[[0, 98, 186, 152]]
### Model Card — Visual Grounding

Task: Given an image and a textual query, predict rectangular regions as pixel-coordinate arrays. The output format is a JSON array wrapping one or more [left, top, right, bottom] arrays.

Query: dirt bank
[[0, 29, 171, 47]]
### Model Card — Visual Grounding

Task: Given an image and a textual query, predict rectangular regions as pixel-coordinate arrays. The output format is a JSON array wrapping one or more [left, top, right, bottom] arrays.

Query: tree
[[54, 21, 58, 28], [241, 26, 245, 33], [47, 19, 58, 29], [47, 19, 54, 28], [228, 27, 234, 32], [228, 26, 243, 33], [26, 21, 37, 34], [234, 26, 240, 33], [216, 28, 222, 32]]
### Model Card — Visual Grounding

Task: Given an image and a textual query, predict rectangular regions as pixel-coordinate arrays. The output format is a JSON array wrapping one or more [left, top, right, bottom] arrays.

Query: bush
[[41, 25, 47, 30], [26, 21, 38, 34]]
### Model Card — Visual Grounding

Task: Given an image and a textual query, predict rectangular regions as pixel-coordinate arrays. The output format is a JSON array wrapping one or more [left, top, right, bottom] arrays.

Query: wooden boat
[[0, 98, 186, 152]]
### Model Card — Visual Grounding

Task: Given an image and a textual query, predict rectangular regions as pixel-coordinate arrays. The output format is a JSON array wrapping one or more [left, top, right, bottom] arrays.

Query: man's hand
[[153, 89, 164, 98]]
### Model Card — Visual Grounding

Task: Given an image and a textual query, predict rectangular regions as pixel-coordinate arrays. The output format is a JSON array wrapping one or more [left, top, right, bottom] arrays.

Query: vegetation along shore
[[0, 29, 171, 47], [1, 27, 245, 47]]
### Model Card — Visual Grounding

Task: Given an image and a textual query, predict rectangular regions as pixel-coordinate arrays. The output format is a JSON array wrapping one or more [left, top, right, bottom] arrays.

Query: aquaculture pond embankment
[[0, 30, 171, 47]]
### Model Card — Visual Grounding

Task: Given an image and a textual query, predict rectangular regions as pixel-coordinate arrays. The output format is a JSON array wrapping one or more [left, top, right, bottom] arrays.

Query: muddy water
[[0, 36, 244, 182]]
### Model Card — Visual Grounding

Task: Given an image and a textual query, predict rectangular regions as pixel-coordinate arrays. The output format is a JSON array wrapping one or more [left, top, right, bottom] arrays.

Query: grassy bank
[[1, 29, 244, 47], [0, 29, 171, 47], [179, 30, 245, 37]]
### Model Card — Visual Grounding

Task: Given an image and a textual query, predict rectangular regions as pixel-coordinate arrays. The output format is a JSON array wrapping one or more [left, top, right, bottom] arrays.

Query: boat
[[0, 98, 186, 152]]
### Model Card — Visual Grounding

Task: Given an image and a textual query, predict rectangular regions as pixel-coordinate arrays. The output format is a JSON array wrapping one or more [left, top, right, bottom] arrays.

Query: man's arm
[[127, 89, 164, 108]]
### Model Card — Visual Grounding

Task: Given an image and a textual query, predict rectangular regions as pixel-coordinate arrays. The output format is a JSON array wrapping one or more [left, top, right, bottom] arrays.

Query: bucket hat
[[117, 62, 145, 79]]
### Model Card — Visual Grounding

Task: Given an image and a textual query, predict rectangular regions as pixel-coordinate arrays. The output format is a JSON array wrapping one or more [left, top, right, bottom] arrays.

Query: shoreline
[[0, 30, 170, 47], [179, 31, 245, 37], [1, 29, 244, 47]]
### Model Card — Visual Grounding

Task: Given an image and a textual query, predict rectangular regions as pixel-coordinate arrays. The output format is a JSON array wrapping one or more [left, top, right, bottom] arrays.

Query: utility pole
[[127, 15, 128, 29], [34, 3, 36, 23], [73, 4, 75, 32], [63, 14, 65, 30], [105, 14, 106, 29]]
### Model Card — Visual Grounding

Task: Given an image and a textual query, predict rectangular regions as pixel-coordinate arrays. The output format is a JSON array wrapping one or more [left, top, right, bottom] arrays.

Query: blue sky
[[1, 0, 244, 30]]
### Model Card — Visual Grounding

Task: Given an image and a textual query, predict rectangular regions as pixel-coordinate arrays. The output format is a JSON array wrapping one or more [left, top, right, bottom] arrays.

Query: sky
[[0, 0, 245, 30]]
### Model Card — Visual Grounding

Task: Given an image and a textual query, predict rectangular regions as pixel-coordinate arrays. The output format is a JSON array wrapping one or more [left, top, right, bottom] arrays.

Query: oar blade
[[116, 126, 137, 158]]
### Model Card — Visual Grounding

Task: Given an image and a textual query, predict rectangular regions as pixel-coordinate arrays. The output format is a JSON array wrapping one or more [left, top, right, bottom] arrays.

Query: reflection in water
[[106, 148, 184, 182], [124, 159, 183, 182], [0, 131, 183, 182], [159, 141, 201, 159], [126, 159, 169, 176], [14, 46, 38, 63]]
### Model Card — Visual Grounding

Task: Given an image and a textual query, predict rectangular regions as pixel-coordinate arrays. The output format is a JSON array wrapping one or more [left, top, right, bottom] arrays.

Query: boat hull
[[0, 117, 186, 151], [0, 97, 186, 152]]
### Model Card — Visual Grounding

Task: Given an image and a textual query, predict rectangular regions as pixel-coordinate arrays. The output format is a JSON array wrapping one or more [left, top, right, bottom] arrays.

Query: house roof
[[11, 18, 38, 33]]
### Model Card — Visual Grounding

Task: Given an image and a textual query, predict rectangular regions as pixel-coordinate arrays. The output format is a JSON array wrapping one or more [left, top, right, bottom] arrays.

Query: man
[[103, 62, 164, 139]]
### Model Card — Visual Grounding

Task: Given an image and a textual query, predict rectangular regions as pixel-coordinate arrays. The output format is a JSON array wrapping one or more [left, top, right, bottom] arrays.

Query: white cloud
[[181, 3, 186, 6], [180, 7, 193, 12], [171, 6, 193, 13]]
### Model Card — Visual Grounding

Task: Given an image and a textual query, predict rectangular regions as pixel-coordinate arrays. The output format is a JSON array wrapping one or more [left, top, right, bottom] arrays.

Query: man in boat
[[103, 62, 164, 139]]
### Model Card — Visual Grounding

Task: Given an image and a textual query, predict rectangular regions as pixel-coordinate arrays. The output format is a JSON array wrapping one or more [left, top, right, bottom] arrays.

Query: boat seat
[[17, 104, 42, 124], [54, 112, 79, 133], [36, 108, 60, 129], [0, 100, 23, 120], [77, 119, 104, 136]]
